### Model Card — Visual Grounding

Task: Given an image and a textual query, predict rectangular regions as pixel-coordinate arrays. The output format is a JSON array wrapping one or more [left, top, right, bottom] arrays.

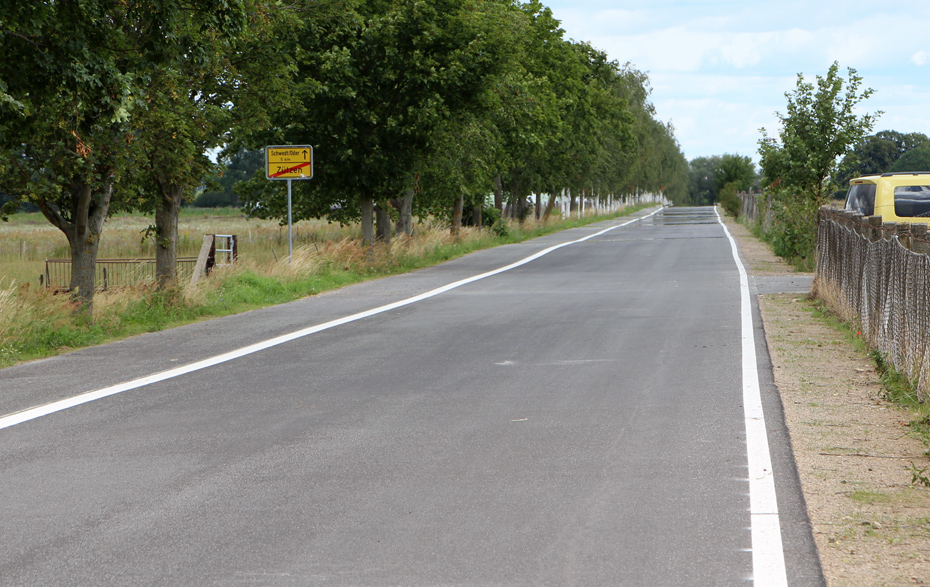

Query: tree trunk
[[154, 183, 184, 289], [37, 176, 113, 315], [472, 203, 482, 228], [511, 181, 523, 221], [493, 174, 503, 211], [544, 192, 558, 219], [360, 196, 374, 247], [375, 204, 391, 245], [451, 195, 464, 238], [535, 192, 541, 220], [392, 189, 415, 236]]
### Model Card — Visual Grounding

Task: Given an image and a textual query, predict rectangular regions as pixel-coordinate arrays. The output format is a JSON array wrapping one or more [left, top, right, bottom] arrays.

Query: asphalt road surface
[[0, 207, 823, 586]]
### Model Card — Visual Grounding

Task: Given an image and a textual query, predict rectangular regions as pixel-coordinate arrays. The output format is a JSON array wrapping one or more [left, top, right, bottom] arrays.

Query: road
[[0, 207, 823, 586]]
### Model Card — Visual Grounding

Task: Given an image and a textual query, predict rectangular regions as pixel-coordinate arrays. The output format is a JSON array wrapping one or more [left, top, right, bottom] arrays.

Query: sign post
[[265, 145, 314, 262]]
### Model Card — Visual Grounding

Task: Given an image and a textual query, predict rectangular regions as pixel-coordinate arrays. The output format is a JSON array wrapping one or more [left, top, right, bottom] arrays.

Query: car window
[[893, 185, 930, 218], [845, 183, 876, 216]]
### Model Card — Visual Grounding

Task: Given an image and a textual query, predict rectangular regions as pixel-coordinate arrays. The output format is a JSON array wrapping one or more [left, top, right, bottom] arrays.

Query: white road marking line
[[1, 208, 663, 431], [715, 207, 789, 586]]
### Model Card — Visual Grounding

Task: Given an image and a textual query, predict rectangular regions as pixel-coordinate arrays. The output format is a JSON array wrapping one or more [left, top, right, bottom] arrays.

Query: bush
[[718, 182, 740, 217], [759, 190, 819, 269]]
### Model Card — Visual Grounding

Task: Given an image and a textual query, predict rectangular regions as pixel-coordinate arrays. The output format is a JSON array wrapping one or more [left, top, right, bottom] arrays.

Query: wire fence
[[739, 190, 763, 225], [815, 207, 930, 401], [44, 235, 238, 292]]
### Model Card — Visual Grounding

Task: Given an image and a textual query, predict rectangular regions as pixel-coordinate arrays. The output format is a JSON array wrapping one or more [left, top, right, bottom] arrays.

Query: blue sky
[[542, 0, 930, 165]]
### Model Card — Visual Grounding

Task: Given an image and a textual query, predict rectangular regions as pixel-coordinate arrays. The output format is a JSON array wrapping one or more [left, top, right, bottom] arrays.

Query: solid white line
[[0, 208, 663, 431], [715, 207, 788, 586]]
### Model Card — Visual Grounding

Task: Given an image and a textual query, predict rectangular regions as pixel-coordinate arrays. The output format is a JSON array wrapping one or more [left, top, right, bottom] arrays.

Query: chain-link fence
[[816, 207, 930, 401]]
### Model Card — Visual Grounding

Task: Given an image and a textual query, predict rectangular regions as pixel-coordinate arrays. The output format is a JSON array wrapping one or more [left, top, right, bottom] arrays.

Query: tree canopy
[[758, 62, 880, 261], [1, 0, 690, 313], [835, 130, 930, 184], [237, 0, 689, 241], [889, 147, 930, 173], [686, 154, 755, 206]]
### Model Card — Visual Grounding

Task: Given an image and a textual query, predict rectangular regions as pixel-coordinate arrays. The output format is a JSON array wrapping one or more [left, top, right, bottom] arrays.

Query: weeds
[[799, 295, 930, 450], [909, 463, 930, 488], [850, 490, 891, 504], [871, 351, 921, 405], [804, 297, 866, 354]]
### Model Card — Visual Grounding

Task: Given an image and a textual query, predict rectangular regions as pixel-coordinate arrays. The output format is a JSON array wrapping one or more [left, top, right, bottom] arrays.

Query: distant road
[[0, 207, 823, 586]]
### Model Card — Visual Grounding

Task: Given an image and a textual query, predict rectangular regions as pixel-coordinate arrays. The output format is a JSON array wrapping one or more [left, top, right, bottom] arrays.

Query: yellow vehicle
[[844, 172, 930, 222]]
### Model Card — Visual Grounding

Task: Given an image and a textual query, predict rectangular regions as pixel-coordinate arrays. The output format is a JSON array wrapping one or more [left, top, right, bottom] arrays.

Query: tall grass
[[0, 205, 649, 368], [0, 209, 358, 286]]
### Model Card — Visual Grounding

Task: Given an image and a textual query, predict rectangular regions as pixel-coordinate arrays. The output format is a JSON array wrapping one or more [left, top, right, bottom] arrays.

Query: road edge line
[[715, 207, 789, 586], [1, 207, 663, 431]]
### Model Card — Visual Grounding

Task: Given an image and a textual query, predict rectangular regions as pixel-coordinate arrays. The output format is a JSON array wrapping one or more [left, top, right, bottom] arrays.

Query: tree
[[714, 154, 755, 216], [235, 0, 686, 237], [758, 62, 880, 261], [889, 147, 930, 172], [688, 156, 720, 205], [195, 149, 264, 208], [0, 1, 147, 313], [610, 66, 686, 203], [686, 154, 754, 209], [241, 0, 522, 246], [715, 154, 755, 192], [876, 130, 930, 157], [836, 130, 930, 186], [127, 0, 298, 288]]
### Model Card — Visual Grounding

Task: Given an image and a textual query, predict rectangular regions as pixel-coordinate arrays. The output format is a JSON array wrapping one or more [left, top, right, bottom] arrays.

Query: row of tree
[[235, 0, 690, 243], [0, 0, 689, 314], [686, 154, 756, 208]]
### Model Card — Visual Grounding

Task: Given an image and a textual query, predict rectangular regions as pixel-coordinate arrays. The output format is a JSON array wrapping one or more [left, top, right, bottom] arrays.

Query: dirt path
[[722, 213, 930, 586]]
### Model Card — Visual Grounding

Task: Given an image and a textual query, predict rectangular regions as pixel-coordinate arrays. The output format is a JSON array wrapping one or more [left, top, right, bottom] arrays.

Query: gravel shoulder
[[722, 213, 930, 586]]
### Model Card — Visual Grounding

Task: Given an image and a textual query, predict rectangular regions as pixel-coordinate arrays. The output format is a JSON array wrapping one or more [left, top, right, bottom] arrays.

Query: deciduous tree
[[0, 1, 147, 312], [758, 62, 879, 261]]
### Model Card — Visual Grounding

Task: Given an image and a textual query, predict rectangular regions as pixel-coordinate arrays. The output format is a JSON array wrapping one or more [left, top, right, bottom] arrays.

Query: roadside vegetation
[[685, 153, 757, 214], [870, 350, 930, 458], [755, 63, 880, 268], [0, 0, 689, 320], [0, 204, 648, 369], [804, 297, 930, 453]]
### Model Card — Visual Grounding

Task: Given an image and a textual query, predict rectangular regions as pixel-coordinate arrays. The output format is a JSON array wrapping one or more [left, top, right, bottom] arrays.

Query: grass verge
[[1, 207, 649, 368], [803, 296, 930, 452]]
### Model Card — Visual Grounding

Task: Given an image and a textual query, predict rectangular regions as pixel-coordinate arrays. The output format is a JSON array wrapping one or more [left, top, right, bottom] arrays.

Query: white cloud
[[542, 0, 930, 160]]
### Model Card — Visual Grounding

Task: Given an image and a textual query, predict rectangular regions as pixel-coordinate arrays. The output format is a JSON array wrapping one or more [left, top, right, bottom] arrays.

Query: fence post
[[867, 216, 883, 242], [911, 224, 930, 255], [882, 221, 898, 243], [190, 235, 216, 286], [894, 223, 909, 248]]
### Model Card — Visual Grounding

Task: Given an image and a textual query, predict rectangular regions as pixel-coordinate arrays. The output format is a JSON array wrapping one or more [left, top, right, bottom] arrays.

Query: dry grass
[[0, 210, 359, 286]]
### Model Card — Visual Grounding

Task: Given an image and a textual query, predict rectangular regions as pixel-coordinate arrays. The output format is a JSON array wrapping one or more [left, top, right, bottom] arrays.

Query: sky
[[541, 0, 930, 165]]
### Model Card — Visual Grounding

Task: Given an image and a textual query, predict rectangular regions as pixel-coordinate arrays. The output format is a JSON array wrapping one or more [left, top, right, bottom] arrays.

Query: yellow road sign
[[266, 145, 313, 180]]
